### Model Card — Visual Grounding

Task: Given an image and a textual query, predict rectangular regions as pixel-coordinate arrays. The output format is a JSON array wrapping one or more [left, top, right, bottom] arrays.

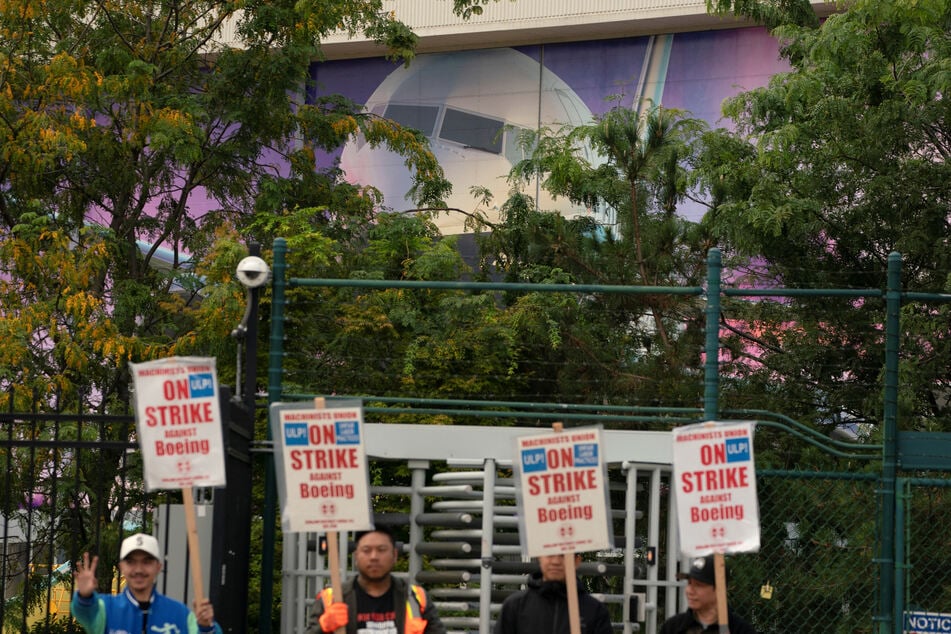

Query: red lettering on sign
[[700, 444, 726, 466], [690, 504, 744, 522], [308, 424, 336, 445], [680, 466, 748, 493], [145, 402, 213, 426], [537, 504, 593, 522], [289, 447, 359, 470], [162, 379, 190, 400], [547, 447, 573, 469], [299, 482, 355, 499], [527, 469, 597, 495], [155, 439, 210, 455]]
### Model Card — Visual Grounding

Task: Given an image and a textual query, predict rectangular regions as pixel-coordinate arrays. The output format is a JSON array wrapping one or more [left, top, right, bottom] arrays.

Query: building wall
[[311, 28, 791, 232], [314, 0, 835, 58]]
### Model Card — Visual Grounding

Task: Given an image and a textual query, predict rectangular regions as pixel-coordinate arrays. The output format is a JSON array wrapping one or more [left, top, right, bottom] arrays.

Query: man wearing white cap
[[71, 532, 221, 634]]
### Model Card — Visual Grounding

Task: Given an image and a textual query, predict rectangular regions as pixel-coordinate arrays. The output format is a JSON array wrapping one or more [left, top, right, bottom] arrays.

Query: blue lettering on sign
[[725, 437, 750, 463], [335, 420, 360, 444], [574, 443, 599, 467], [188, 373, 215, 398], [904, 611, 951, 633], [285, 423, 309, 446], [521, 448, 547, 473]]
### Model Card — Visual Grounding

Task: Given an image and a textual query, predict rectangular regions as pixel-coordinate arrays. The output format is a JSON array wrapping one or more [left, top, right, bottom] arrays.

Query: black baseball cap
[[676, 554, 722, 586]]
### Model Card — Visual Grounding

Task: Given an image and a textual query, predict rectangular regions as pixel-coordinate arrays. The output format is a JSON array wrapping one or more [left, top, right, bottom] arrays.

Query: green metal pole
[[260, 238, 288, 634], [893, 478, 907, 634], [703, 248, 722, 421], [880, 251, 900, 634]]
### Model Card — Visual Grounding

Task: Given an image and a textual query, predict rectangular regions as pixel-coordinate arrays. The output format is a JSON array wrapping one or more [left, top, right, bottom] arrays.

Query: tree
[[0, 2, 491, 615], [0, 0, 465, 407], [699, 0, 951, 433], [457, 103, 718, 409], [705, 0, 820, 30]]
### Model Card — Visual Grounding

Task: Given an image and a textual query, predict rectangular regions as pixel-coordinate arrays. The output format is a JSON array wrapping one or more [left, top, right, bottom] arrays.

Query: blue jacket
[[71, 587, 222, 634]]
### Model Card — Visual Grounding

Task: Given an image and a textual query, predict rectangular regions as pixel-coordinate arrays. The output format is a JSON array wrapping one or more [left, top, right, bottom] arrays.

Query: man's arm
[[191, 597, 222, 634], [304, 594, 328, 634], [70, 592, 107, 634], [420, 588, 447, 634], [186, 610, 223, 634], [492, 594, 518, 634], [70, 552, 105, 634], [589, 600, 613, 634]]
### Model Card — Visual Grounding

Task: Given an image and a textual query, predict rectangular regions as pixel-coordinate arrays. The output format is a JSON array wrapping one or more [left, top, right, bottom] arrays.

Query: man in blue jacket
[[71, 533, 221, 634]]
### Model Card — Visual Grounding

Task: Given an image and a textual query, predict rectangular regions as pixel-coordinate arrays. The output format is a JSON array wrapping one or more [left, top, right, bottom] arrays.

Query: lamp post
[[210, 242, 268, 633]]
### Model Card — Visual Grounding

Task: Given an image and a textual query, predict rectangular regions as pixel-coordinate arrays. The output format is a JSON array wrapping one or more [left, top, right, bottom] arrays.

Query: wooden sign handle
[[715, 553, 730, 633], [182, 487, 205, 605], [327, 531, 345, 634], [314, 397, 345, 634], [552, 422, 581, 634]]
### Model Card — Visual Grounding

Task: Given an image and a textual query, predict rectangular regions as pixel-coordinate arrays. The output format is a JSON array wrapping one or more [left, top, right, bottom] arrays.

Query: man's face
[[354, 531, 397, 583], [684, 577, 716, 612], [538, 554, 570, 582], [118, 551, 161, 594]]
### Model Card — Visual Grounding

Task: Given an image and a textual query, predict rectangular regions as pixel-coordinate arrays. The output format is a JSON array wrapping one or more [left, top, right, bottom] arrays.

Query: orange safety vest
[[319, 584, 428, 634]]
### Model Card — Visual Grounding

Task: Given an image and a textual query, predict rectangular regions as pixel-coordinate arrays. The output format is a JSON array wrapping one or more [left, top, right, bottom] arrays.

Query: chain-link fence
[[903, 478, 951, 626], [724, 471, 880, 634]]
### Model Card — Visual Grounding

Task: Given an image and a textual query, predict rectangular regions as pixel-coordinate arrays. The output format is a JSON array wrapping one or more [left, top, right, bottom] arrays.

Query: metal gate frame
[[261, 240, 951, 634]]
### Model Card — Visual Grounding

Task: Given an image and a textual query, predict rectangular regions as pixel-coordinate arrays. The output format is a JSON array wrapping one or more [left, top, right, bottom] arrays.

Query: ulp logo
[[574, 443, 599, 467], [521, 448, 547, 473], [188, 373, 215, 398], [284, 423, 309, 446], [335, 420, 360, 445], [725, 437, 750, 462]]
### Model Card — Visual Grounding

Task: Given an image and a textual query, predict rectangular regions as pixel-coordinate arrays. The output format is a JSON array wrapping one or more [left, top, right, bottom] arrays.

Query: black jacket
[[659, 608, 757, 634], [493, 572, 612, 634]]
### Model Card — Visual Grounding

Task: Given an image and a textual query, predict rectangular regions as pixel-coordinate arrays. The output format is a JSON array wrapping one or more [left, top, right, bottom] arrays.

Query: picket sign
[[672, 419, 760, 634], [269, 396, 373, 634], [313, 397, 346, 634], [130, 356, 228, 608]]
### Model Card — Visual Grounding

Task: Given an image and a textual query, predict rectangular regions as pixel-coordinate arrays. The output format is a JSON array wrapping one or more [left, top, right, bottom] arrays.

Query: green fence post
[[704, 247, 722, 421], [880, 251, 901, 634], [260, 237, 288, 633], [893, 478, 909, 634]]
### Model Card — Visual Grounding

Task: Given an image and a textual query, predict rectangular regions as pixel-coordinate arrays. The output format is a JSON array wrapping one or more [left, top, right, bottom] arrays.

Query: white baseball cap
[[119, 533, 161, 561]]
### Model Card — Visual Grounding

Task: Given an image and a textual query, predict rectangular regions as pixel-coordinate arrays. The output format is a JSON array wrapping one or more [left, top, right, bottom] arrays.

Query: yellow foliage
[[332, 116, 358, 136]]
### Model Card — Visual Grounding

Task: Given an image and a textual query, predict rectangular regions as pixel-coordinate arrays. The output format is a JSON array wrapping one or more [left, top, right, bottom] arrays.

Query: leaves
[[703, 0, 951, 429]]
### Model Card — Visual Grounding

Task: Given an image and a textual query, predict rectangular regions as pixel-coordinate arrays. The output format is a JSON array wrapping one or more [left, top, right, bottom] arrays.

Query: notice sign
[[514, 425, 613, 558], [270, 401, 372, 533], [672, 421, 759, 556], [905, 612, 951, 634], [131, 357, 226, 491]]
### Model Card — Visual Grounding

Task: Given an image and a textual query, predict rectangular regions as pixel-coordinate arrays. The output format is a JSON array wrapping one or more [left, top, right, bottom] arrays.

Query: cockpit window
[[383, 104, 440, 136], [439, 108, 504, 154], [503, 125, 530, 166]]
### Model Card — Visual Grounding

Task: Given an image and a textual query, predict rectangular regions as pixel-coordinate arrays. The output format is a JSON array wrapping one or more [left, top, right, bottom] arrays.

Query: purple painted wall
[[308, 28, 790, 228]]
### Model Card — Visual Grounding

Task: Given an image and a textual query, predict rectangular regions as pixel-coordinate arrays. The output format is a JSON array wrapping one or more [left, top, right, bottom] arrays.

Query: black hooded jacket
[[493, 572, 612, 634]]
